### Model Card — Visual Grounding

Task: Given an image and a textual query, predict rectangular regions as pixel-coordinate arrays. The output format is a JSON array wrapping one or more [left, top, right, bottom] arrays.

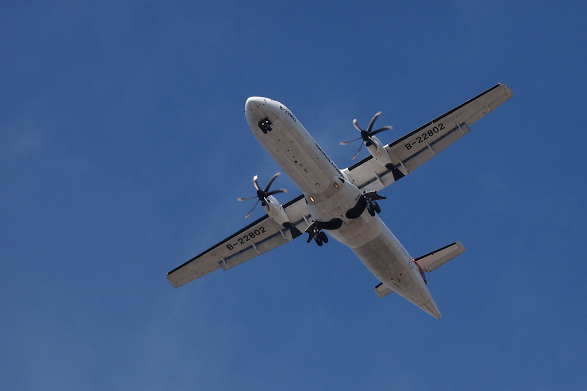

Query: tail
[[374, 242, 466, 318]]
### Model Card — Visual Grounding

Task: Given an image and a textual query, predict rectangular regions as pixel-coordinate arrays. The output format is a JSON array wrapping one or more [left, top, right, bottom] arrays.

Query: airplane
[[167, 84, 513, 318]]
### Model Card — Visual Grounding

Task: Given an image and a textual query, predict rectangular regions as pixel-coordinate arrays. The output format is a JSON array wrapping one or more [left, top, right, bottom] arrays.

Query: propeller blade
[[265, 189, 287, 196], [370, 126, 393, 136], [346, 112, 393, 160], [244, 199, 260, 219], [264, 172, 281, 192], [351, 141, 364, 160], [340, 136, 362, 145], [237, 195, 257, 201], [239, 172, 288, 217], [366, 111, 382, 132]]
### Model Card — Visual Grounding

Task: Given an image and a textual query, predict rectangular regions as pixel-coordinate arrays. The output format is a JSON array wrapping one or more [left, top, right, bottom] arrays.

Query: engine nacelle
[[262, 195, 288, 225], [262, 195, 302, 239], [365, 135, 394, 169]]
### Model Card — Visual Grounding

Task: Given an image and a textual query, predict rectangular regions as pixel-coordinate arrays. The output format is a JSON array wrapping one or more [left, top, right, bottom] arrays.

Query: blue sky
[[2, 1, 586, 389]]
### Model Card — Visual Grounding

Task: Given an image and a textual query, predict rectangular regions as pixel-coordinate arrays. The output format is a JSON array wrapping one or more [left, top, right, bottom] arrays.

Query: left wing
[[167, 195, 311, 288], [343, 84, 513, 192]]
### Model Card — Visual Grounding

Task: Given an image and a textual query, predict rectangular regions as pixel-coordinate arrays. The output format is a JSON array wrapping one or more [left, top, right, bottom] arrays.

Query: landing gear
[[363, 191, 384, 217], [367, 203, 375, 216], [313, 230, 329, 246], [366, 201, 381, 216], [373, 201, 381, 214], [314, 235, 323, 246], [305, 219, 341, 247]]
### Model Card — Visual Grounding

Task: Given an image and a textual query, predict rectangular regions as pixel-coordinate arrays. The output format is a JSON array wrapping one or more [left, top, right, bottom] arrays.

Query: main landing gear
[[314, 231, 329, 246], [363, 191, 385, 217], [305, 222, 330, 247], [366, 201, 381, 217]]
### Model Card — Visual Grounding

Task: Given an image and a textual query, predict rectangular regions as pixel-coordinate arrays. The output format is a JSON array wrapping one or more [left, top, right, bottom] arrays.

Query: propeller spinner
[[340, 111, 393, 160], [237, 172, 287, 218]]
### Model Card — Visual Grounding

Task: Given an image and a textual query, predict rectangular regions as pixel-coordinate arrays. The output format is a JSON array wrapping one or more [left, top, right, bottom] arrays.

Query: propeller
[[340, 111, 393, 160], [237, 172, 287, 218]]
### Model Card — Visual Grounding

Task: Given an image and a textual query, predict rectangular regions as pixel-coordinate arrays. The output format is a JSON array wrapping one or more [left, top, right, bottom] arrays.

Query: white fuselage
[[245, 97, 441, 318]]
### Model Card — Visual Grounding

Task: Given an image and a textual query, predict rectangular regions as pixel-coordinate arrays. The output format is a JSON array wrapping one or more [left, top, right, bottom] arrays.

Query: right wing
[[343, 84, 514, 192], [167, 195, 311, 288]]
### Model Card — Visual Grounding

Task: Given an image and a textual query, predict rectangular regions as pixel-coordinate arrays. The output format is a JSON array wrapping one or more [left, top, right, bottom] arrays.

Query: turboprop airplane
[[167, 84, 513, 318]]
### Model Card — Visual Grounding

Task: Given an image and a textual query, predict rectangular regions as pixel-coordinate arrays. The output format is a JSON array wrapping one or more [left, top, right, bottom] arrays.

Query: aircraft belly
[[325, 211, 382, 248]]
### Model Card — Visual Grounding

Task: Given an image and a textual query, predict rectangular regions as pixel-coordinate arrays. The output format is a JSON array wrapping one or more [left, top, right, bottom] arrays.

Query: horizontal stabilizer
[[415, 242, 466, 272], [374, 282, 394, 298]]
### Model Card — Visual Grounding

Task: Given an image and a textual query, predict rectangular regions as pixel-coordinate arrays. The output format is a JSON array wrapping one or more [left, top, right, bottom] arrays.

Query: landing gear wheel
[[314, 235, 323, 246], [367, 203, 375, 217], [373, 202, 381, 214], [318, 231, 328, 243]]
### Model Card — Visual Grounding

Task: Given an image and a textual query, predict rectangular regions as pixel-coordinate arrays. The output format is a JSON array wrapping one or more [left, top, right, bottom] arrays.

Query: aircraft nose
[[245, 97, 264, 114]]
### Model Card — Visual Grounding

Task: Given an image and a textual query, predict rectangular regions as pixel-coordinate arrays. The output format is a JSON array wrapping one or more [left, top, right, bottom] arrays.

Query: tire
[[367, 204, 375, 217], [314, 235, 323, 246], [318, 231, 328, 244], [373, 202, 381, 214]]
